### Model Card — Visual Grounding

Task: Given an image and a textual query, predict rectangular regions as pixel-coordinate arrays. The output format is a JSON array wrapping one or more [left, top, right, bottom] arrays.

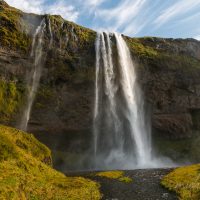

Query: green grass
[[0, 125, 101, 200], [161, 164, 200, 200]]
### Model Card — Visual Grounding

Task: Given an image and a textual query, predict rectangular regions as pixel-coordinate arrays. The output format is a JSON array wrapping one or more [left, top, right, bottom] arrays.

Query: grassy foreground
[[0, 125, 101, 200], [161, 164, 200, 200]]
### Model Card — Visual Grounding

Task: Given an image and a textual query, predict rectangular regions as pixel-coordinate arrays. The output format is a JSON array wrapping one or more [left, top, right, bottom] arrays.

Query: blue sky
[[5, 0, 200, 40]]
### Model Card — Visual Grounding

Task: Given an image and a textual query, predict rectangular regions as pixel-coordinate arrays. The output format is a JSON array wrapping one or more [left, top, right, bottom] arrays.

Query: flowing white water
[[48, 18, 53, 47], [20, 18, 53, 131], [93, 32, 174, 169], [93, 33, 101, 155], [115, 33, 151, 166]]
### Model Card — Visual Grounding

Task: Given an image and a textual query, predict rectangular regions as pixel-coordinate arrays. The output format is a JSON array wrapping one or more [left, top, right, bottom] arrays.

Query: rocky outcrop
[[1, 0, 200, 167]]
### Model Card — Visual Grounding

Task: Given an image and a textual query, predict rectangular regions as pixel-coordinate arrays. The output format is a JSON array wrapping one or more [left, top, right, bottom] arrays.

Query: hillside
[[0, 125, 101, 199]]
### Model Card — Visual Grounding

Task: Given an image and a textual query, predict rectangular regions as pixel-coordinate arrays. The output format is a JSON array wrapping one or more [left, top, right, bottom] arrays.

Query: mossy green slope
[[0, 125, 101, 200], [161, 164, 200, 200]]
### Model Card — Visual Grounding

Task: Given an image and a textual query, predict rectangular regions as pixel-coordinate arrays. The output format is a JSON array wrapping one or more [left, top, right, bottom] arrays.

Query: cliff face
[[1, 0, 200, 168], [127, 37, 200, 139]]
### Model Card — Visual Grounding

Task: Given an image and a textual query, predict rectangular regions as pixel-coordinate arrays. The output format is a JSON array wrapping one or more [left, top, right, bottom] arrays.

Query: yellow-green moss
[[67, 21, 96, 44], [48, 14, 95, 48], [0, 125, 52, 164], [119, 177, 133, 183], [0, 3, 31, 51], [0, 125, 101, 200], [96, 171, 124, 179], [126, 37, 158, 59], [161, 164, 200, 200], [0, 79, 24, 122], [126, 37, 200, 71], [96, 171, 133, 183]]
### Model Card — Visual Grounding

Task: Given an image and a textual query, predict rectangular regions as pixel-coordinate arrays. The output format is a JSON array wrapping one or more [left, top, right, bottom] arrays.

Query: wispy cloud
[[6, 0, 44, 14], [47, 1, 79, 21], [76, 0, 107, 16], [122, 0, 161, 35], [154, 0, 200, 27], [4, 0, 200, 38], [94, 0, 148, 34], [5, 0, 79, 21], [194, 35, 200, 40], [83, 0, 106, 7]]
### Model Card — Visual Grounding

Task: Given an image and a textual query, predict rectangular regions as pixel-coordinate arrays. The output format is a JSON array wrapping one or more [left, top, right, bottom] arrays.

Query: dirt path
[[66, 168, 178, 200]]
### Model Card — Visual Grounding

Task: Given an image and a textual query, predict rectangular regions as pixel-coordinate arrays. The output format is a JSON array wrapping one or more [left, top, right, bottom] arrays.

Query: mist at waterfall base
[[92, 32, 175, 170]]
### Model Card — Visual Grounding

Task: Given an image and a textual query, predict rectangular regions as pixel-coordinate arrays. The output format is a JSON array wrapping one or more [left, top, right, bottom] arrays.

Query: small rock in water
[[162, 193, 169, 199]]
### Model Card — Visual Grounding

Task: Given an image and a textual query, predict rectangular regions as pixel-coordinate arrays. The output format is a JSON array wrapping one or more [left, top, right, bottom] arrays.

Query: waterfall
[[20, 18, 52, 131], [115, 33, 152, 166], [93, 33, 100, 155], [48, 18, 53, 47], [93, 32, 166, 169]]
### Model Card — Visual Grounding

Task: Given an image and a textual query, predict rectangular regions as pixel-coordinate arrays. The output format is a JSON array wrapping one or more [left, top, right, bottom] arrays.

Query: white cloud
[[46, 1, 79, 21], [84, 0, 106, 7], [5, 0, 79, 22], [154, 0, 200, 27], [121, 0, 161, 35], [95, 0, 147, 34], [77, 0, 107, 15], [5, 0, 44, 13], [4, 0, 200, 38], [194, 35, 200, 40]]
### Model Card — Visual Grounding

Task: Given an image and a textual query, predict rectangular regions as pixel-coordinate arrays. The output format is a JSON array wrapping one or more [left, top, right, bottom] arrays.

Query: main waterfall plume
[[93, 32, 156, 169]]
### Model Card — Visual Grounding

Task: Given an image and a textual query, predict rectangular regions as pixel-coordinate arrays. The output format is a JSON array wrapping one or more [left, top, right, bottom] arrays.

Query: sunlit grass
[[161, 164, 200, 200], [0, 125, 101, 200], [96, 171, 133, 183]]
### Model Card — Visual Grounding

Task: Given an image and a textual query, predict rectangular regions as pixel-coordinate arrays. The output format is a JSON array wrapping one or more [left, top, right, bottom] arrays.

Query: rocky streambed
[[66, 168, 178, 200]]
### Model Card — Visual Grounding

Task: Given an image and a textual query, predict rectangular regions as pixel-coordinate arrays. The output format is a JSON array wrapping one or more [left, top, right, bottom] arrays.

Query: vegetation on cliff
[[0, 0, 31, 51], [162, 164, 200, 200], [0, 125, 101, 200], [0, 79, 24, 123], [0, 0, 95, 53], [126, 37, 158, 59], [126, 37, 200, 71]]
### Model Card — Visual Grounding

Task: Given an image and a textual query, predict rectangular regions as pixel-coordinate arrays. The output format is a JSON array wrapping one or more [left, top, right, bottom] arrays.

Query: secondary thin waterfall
[[20, 18, 53, 131], [93, 32, 153, 169]]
